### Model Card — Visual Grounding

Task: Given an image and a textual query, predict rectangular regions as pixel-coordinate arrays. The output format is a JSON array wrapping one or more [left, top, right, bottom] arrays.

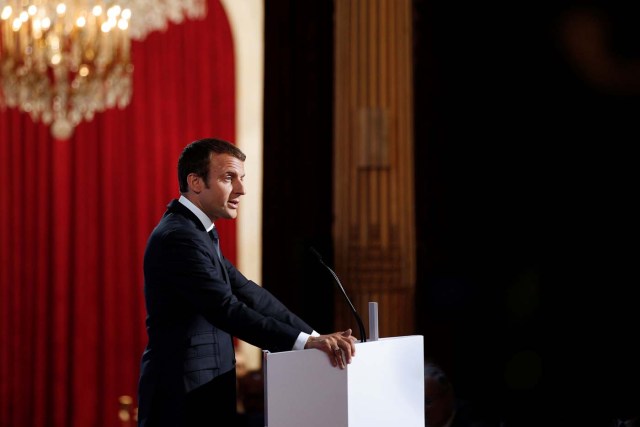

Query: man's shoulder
[[144, 220, 209, 273], [154, 213, 202, 239]]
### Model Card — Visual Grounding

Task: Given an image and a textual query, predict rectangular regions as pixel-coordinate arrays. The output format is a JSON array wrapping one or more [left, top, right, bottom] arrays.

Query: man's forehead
[[210, 154, 245, 173]]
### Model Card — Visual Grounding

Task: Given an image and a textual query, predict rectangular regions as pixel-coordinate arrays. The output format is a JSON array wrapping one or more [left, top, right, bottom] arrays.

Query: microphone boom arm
[[311, 248, 367, 343]]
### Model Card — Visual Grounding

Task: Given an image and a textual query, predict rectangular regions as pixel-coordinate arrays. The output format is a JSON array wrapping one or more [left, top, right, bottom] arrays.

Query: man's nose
[[235, 180, 246, 195]]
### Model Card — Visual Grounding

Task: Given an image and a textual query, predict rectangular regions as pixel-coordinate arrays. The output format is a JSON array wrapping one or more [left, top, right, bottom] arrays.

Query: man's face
[[193, 153, 245, 221]]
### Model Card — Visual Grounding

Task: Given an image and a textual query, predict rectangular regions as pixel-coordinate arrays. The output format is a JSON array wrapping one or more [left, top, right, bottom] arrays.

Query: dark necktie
[[208, 227, 229, 283], [208, 227, 222, 260]]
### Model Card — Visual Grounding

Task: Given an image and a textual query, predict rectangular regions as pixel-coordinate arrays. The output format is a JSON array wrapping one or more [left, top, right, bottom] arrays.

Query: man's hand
[[304, 329, 357, 369]]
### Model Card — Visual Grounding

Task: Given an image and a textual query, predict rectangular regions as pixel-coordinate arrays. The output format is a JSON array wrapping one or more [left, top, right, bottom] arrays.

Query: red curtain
[[0, 1, 236, 425]]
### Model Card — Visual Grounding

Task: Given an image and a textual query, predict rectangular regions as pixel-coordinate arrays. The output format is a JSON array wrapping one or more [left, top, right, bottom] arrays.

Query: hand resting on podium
[[304, 328, 357, 369]]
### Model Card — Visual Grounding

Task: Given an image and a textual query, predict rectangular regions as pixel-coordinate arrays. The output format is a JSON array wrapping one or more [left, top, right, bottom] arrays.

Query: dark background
[[263, 1, 639, 425]]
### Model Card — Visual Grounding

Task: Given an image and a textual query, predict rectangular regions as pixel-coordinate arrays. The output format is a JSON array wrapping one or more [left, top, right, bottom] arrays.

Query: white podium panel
[[264, 335, 424, 427]]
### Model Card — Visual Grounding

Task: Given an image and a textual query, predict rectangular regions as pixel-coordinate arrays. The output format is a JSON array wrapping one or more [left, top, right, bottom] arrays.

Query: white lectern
[[263, 335, 424, 427]]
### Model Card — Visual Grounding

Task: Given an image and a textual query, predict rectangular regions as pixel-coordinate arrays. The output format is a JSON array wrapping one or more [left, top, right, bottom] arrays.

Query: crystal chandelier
[[0, 0, 206, 139]]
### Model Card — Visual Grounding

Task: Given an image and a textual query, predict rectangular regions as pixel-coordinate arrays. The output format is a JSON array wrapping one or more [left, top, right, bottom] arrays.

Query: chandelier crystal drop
[[0, 0, 206, 139]]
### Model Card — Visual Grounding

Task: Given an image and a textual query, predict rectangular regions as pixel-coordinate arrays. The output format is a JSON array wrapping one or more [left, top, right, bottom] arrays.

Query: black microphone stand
[[310, 247, 367, 343]]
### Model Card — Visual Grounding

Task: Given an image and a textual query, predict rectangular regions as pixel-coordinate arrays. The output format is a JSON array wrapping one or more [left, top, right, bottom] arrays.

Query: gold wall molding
[[333, 0, 416, 338]]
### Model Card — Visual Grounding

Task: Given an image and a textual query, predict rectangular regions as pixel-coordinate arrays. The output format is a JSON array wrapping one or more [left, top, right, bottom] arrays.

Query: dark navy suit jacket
[[138, 199, 313, 426]]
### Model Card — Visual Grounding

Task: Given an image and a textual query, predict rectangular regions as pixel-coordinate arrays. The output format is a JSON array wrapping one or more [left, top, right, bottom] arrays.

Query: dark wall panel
[[263, 1, 335, 333]]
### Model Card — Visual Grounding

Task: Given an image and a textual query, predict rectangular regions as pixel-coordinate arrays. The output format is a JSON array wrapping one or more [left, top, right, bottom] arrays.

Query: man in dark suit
[[138, 138, 357, 427]]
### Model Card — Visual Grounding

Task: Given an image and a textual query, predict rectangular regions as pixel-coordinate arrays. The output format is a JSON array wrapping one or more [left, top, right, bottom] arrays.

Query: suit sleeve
[[223, 259, 314, 335], [151, 229, 305, 352]]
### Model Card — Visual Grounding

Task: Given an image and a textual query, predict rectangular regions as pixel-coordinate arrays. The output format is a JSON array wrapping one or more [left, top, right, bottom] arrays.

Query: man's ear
[[187, 173, 203, 193]]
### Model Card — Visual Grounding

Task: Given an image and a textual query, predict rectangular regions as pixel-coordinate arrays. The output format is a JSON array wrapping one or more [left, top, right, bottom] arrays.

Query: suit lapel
[[167, 199, 230, 285]]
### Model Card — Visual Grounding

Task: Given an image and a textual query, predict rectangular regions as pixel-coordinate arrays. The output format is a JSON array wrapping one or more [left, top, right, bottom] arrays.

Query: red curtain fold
[[0, 1, 236, 425]]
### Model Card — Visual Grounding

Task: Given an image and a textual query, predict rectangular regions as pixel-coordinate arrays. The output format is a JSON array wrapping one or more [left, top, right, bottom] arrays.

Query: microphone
[[309, 247, 367, 343]]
